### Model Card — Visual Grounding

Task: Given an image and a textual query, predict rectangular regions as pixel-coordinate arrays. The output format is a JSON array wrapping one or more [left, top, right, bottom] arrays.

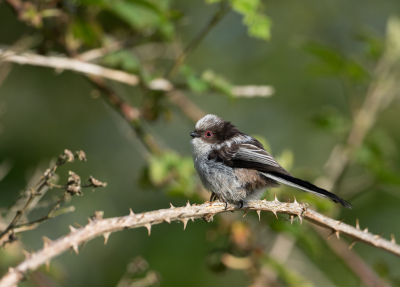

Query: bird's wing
[[213, 143, 292, 176], [212, 142, 353, 208]]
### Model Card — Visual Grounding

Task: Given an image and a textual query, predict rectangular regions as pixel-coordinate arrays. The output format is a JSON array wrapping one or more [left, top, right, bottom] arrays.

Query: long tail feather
[[262, 172, 353, 209]]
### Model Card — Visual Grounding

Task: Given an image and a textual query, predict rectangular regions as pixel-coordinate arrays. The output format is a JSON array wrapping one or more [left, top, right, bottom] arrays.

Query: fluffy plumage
[[190, 114, 353, 209]]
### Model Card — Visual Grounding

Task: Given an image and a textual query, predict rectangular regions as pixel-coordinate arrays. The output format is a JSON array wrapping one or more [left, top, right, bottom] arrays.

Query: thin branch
[[313, 225, 389, 287], [166, 2, 231, 79], [0, 48, 272, 98], [0, 49, 140, 86], [0, 199, 399, 287], [315, 16, 400, 192], [0, 150, 74, 245]]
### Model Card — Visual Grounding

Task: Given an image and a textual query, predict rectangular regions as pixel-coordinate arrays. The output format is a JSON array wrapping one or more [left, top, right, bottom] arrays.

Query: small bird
[[190, 114, 353, 209]]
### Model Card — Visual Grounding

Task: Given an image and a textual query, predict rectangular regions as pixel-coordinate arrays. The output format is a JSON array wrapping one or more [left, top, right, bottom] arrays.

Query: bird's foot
[[209, 192, 217, 202], [238, 200, 244, 209]]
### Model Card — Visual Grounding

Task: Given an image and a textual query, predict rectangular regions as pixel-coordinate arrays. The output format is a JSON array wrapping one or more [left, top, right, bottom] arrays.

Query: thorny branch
[[0, 199, 399, 287]]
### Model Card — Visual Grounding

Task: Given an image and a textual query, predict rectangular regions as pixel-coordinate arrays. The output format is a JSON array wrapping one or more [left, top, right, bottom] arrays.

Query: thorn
[[356, 218, 360, 230], [181, 218, 189, 230], [263, 195, 267, 201], [81, 241, 87, 250], [164, 217, 171, 224], [243, 211, 248, 217], [46, 260, 50, 271], [74, 222, 82, 228], [290, 215, 294, 225], [374, 232, 383, 239], [103, 232, 111, 244], [363, 228, 368, 233], [274, 193, 279, 202], [349, 241, 357, 250], [327, 230, 335, 240], [87, 217, 93, 224], [94, 211, 104, 220], [335, 231, 340, 239], [129, 208, 135, 216], [286, 200, 290, 207], [145, 224, 151, 236], [69, 225, 77, 233], [293, 196, 298, 205], [42, 236, 52, 248], [298, 214, 303, 225], [272, 211, 278, 219], [336, 219, 345, 225], [72, 243, 79, 255], [170, 203, 174, 208], [256, 210, 261, 221], [186, 200, 191, 208], [190, 217, 195, 222], [391, 234, 396, 244], [22, 249, 30, 259]]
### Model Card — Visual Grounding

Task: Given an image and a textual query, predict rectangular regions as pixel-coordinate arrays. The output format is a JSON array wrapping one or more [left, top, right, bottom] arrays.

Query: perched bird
[[190, 114, 353, 209]]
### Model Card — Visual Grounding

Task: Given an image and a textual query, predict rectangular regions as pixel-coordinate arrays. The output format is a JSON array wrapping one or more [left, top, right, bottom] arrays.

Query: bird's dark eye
[[205, 131, 213, 138]]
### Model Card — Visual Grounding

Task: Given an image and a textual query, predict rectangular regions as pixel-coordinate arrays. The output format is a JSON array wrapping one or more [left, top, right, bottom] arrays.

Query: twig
[[0, 49, 140, 86], [313, 226, 389, 287], [1, 199, 399, 287], [0, 150, 75, 245], [0, 48, 273, 98], [166, 2, 230, 79], [315, 16, 400, 192]]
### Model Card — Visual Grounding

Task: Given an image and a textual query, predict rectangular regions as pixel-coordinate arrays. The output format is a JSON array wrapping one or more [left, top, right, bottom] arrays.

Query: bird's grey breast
[[191, 138, 239, 194]]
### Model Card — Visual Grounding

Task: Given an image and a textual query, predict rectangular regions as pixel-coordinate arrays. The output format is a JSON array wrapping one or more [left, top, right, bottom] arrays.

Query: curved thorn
[[129, 208, 135, 216], [363, 228, 368, 233], [69, 225, 77, 233], [186, 201, 191, 208], [181, 218, 188, 230], [327, 230, 335, 240], [243, 211, 248, 217], [256, 210, 261, 221], [274, 193, 279, 202], [103, 232, 111, 244], [170, 203, 174, 208], [22, 249, 30, 259], [272, 211, 278, 219], [72, 243, 79, 255], [336, 219, 345, 225], [290, 215, 294, 225], [356, 218, 360, 230], [391, 234, 396, 244], [293, 196, 298, 205], [335, 231, 340, 239], [145, 224, 151, 236], [349, 241, 357, 249], [164, 217, 171, 224]]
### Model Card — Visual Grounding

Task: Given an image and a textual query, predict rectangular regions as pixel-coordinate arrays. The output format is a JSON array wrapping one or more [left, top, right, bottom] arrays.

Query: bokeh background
[[1, 0, 400, 286]]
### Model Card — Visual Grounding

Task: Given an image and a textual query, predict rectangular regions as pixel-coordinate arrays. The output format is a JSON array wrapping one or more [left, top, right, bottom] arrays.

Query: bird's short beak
[[190, 131, 200, 138]]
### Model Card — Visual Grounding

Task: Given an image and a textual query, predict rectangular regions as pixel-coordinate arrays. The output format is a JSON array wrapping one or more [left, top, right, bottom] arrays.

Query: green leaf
[[202, 70, 234, 98], [101, 50, 140, 73], [205, 0, 272, 40], [181, 66, 210, 93]]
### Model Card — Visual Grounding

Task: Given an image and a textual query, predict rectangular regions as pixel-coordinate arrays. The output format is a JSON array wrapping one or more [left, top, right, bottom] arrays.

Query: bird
[[189, 114, 353, 209]]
